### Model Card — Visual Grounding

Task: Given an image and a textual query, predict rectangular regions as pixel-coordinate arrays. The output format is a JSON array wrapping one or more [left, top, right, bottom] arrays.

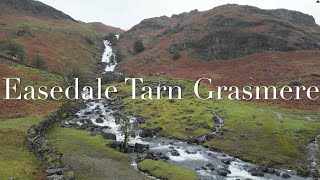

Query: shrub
[[0, 40, 25, 61], [83, 36, 94, 45], [104, 33, 118, 45], [32, 55, 46, 69], [133, 39, 145, 53], [115, 50, 124, 63], [172, 51, 181, 60]]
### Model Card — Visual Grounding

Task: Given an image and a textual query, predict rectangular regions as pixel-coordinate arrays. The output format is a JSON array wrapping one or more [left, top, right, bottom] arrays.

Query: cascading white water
[[102, 39, 117, 72]]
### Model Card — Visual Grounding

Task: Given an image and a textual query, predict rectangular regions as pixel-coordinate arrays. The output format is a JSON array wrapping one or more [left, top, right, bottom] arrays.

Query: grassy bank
[[117, 77, 320, 173], [138, 159, 197, 180], [47, 127, 150, 180], [0, 116, 45, 179]]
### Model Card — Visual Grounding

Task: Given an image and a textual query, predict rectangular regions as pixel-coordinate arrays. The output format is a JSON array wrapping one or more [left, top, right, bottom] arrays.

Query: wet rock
[[251, 171, 264, 177], [96, 118, 104, 124], [187, 137, 197, 144], [145, 153, 154, 160], [205, 163, 215, 170], [275, 170, 281, 176], [217, 168, 231, 176], [84, 111, 91, 115], [267, 168, 275, 174], [281, 172, 291, 178], [157, 155, 170, 160], [185, 150, 197, 154], [135, 143, 149, 151], [170, 150, 180, 156], [101, 132, 116, 141], [221, 158, 232, 165]]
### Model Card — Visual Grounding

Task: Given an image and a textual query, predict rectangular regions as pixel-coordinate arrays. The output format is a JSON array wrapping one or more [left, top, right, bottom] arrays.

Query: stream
[[67, 38, 315, 179]]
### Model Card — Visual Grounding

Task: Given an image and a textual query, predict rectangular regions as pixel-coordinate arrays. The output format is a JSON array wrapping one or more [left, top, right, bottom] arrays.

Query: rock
[[186, 128, 194, 132], [196, 136, 207, 144], [84, 111, 91, 115], [281, 172, 291, 178], [139, 129, 154, 138], [221, 158, 231, 165], [311, 73, 320, 77], [158, 155, 170, 160], [101, 132, 116, 141], [145, 153, 154, 160], [267, 168, 275, 174], [96, 118, 104, 124], [288, 80, 302, 86], [109, 141, 122, 149], [185, 150, 197, 154], [9, 178, 14, 180], [47, 175, 64, 180], [205, 163, 215, 170], [46, 168, 63, 176], [217, 168, 231, 176], [136, 117, 147, 124], [251, 171, 264, 177], [187, 137, 197, 144], [170, 150, 180, 156], [135, 143, 149, 150]]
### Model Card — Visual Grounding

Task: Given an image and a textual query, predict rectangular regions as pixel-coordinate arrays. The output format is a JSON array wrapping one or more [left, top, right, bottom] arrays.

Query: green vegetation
[[0, 40, 25, 60], [133, 39, 145, 53], [118, 77, 320, 173], [31, 55, 46, 69], [117, 78, 216, 140], [172, 51, 181, 60], [104, 33, 118, 45], [138, 159, 197, 180], [116, 116, 136, 152], [0, 116, 45, 180], [47, 127, 149, 180]]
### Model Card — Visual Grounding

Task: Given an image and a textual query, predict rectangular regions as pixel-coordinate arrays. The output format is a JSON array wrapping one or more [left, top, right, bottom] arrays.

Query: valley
[[0, 1, 319, 180]]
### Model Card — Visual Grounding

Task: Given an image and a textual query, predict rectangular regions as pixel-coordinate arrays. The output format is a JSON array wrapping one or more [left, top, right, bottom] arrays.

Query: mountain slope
[[0, 0, 124, 75], [116, 4, 320, 63]]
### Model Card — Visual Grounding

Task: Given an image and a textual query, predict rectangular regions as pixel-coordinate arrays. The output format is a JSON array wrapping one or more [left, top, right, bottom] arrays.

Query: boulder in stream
[[217, 168, 231, 176], [170, 150, 180, 156], [101, 132, 116, 141], [96, 118, 104, 124]]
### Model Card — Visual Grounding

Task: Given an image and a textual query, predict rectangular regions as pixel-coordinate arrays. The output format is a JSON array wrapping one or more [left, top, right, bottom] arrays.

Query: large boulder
[[95, 118, 104, 124], [217, 168, 231, 176], [101, 132, 116, 141], [170, 150, 180, 156], [139, 129, 154, 138]]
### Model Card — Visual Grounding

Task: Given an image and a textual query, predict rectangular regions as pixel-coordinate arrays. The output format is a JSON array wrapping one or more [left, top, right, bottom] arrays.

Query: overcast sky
[[37, 0, 320, 30]]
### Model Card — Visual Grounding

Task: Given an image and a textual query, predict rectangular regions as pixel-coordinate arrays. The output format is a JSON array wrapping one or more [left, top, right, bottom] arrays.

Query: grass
[[117, 77, 320, 174], [0, 116, 45, 180], [47, 127, 149, 180], [138, 159, 197, 180]]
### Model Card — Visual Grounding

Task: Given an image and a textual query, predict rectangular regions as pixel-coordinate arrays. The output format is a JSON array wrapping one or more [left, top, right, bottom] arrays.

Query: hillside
[[0, 0, 124, 76], [114, 4, 320, 110], [115, 4, 320, 63]]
